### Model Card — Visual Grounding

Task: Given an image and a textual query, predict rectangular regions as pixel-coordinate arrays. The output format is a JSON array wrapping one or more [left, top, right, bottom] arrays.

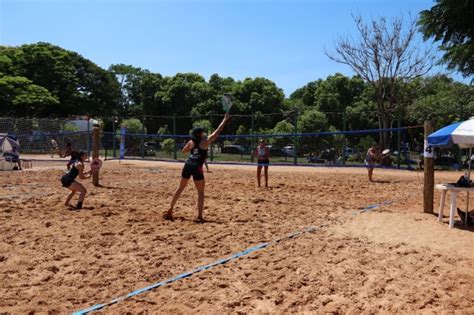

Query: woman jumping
[[255, 139, 270, 187], [164, 113, 230, 222], [60, 151, 91, 209]]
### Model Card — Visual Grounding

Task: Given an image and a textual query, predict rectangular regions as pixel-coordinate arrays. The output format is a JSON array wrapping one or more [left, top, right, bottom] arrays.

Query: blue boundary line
[[72, 226, 317, 315], [72, 192, 410, 315]]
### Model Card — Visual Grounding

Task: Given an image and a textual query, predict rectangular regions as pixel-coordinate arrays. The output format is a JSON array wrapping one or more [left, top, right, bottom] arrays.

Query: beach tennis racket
[[90, 158, 102, 174], [221, 93, 233, 113]]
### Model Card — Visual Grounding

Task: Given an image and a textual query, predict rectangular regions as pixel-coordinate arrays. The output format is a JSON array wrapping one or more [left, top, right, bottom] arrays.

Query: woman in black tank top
[[164, 113, 230, 222], [60, 151, 91, 210]]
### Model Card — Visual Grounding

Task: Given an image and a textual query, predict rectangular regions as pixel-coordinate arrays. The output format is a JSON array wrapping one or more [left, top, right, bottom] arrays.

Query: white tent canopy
[[0, 133, 20, 153], [451, 118, 474, 148]]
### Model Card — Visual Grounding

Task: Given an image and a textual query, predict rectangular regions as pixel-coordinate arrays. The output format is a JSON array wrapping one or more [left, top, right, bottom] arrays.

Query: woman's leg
[[165, 177, 189, 219], [193, 179, 205, 221], [257, 165, 262, 187], [368, 168, 374, 182], [65, 189, 76, 206], [68, 181, 87, 208], [264, 166, 269, 187]]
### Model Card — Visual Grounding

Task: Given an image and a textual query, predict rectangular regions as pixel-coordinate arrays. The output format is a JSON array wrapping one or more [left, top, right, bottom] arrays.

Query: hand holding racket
[[90, 158, 103, 174], [221, 93, 233, 113]]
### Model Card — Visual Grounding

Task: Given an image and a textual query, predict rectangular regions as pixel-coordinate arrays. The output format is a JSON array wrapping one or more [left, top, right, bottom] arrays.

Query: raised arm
[[207, 113, 230, 143]]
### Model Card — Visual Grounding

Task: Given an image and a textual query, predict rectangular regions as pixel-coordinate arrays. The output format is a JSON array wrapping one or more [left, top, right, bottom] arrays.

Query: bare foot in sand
[[163, 210, 174, 221], [195, 217, 205, 224]]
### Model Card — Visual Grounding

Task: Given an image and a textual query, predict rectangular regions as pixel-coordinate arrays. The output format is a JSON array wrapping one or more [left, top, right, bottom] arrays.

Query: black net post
[[141, 115, 145, 158], [210, 115, 214, 162], [173, 114, 177, 160], [250, 114, 255, 163], [293, 111, 298, 165], [87, 118, 91, 156], [342, 112, 347, 166], [112, 118, 117, 158], [397, 117, 401, 169]]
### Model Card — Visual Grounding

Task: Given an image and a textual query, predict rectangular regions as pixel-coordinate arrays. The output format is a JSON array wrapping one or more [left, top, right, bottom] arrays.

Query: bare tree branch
[[325, 14, 438, 146]]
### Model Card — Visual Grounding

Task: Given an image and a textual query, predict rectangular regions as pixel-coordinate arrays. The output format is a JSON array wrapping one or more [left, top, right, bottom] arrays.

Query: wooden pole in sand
[[423, 120, 434, 213], [92, 126, 100, 187]]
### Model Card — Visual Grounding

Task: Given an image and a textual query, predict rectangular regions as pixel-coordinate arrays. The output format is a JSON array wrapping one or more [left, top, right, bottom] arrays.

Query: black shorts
[[61, 175, 74, 188], [258, 159, 270, 166], [182, 162, 204, 181]]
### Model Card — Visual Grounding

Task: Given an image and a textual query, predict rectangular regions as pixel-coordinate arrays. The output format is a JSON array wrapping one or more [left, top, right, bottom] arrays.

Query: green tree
[[191, 119, 213, 134], [234, 125, 249, 147], [270, 120, 294, 148], [297, 109, 329, 152], [289, 80, 320, 107], [345, 85, 379, 131], [314, 74, 366, 130], [161, 138, 175, 157], [297, 109, 328, 133], [419, 0, 474, 76], [0, 43, 121, 117], [63, 122, 80, 132], [157, 124, 171, 136], [0, 75, 59, 116], [121, 118, 146, 134], [109, 64, 148, 115], [407, 75, 474, 127]]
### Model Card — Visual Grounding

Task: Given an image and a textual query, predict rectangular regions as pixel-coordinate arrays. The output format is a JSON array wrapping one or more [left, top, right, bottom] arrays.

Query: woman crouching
[[61, 151, 91, 209]]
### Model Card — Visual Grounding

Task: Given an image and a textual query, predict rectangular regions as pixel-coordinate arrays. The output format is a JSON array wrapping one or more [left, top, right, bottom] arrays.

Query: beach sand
[[1, 160, 473, 314]]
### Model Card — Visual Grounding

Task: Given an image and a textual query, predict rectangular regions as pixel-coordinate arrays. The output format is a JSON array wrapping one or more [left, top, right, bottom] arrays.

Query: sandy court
[[0, 160, 473, 314]]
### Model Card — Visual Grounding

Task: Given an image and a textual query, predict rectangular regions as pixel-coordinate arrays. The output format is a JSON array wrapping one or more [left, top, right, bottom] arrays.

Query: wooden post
[[92, 126, 100, 187], [250, 114, 255, 163], [423, 120, 434, 213]]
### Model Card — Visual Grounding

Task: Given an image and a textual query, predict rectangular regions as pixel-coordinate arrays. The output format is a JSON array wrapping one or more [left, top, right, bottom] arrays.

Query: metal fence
[[0, 116, 440, 169], [100, 127, 426, 169]]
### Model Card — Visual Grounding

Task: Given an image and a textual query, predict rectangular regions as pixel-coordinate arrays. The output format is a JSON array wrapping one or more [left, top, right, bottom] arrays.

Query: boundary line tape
[[72, 190, 421, 314], [72, 226, 317, 315]]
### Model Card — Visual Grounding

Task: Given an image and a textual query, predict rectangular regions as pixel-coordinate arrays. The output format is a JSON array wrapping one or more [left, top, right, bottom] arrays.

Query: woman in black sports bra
[[164, 113, 230, 222], [255, 139, 270, 187], [60, 151, 91, 209]]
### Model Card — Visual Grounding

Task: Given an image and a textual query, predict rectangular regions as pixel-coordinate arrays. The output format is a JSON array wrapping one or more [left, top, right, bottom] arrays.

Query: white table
[[436, 184, 474, 228]]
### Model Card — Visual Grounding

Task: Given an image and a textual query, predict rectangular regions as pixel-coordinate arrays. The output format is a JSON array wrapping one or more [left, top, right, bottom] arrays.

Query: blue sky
[[0, 0, 461, 96]]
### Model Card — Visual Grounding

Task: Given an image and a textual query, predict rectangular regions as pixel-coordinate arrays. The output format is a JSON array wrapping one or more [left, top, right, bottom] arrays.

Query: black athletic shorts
[[257, 159, 270, 166], [181, 162, 204, 181], [61, 175, 74, 188]]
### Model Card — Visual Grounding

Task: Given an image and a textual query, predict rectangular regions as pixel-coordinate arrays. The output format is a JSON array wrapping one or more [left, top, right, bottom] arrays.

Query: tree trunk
[[377, 114, 383, 146], [381, 115, 392, 149]]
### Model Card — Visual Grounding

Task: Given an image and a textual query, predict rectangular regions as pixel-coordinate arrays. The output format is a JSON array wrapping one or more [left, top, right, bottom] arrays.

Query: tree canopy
[[326, 15, 436, 147], [0, 43, 121, 117], [419, 0, 474, 77], [0, 39, 472, 143]]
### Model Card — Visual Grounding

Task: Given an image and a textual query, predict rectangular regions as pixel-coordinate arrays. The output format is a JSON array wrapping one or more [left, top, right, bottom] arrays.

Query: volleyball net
[[101, 126, 425, 169], [0, 117, 92, 157], [0, 116, 429, 169]]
